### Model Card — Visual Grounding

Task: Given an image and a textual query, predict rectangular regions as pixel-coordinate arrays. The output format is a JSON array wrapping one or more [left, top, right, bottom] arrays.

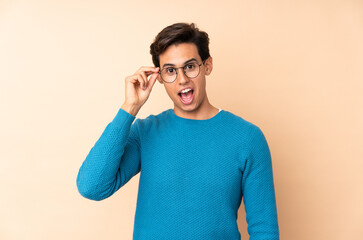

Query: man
[[76, 22, 280, 240]]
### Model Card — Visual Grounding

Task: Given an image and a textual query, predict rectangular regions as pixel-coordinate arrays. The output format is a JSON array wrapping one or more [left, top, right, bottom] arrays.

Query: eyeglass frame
[[158, 59, 206, 83]]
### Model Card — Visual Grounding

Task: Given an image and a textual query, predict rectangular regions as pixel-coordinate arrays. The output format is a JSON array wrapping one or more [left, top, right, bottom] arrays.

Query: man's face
[[157, 42, 213, 114]]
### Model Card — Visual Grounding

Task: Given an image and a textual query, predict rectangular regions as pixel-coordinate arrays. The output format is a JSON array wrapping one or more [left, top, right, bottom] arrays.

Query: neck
[[173, 95, 219, 120]]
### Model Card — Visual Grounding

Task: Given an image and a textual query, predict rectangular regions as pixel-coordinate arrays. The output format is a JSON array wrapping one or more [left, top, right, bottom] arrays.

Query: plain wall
[[0, 0, 362, 239]]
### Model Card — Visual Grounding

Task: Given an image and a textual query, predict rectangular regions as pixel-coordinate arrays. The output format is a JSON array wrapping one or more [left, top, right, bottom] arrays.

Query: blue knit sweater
[[76, 107, 280, 240]]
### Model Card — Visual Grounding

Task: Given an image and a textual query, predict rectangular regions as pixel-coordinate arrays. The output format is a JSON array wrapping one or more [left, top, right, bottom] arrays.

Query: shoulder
[[227, 110, 269, 147], [221, 109, 261, 134], [221, 110, 271, 159], [132, 109, 170, 130]]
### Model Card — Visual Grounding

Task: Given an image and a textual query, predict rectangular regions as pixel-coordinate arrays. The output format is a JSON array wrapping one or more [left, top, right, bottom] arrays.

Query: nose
[[175, 68, 190, 84]]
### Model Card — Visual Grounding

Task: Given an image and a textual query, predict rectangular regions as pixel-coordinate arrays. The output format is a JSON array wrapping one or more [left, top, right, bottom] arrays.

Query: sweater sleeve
[[241, 126, 280, 240], [76, 108, 141, 201]]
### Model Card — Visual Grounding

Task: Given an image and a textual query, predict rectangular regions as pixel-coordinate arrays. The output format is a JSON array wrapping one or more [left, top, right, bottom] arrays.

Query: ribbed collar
[[167, 108, 224, 125]]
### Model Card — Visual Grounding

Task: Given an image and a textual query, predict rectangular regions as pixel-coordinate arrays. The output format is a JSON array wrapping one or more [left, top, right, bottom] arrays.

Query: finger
[[126, 75, 138, 84], [127, 74, 145, 90], [146, 72, 158, 91], [135, 66, 159, 75], [145, 67, 160, 79], [137, 74, 146, 90], [141, 71, 149, 89]]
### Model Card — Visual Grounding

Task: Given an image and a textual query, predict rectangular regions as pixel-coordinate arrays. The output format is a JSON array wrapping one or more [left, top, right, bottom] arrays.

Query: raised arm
[[76, 66, 160, 201], [241, 126, 280, 240], [76, 108, 141, 201]]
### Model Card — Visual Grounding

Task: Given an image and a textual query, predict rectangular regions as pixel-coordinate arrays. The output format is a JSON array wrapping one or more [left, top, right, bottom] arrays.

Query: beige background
[[1, 0, 362, 239]]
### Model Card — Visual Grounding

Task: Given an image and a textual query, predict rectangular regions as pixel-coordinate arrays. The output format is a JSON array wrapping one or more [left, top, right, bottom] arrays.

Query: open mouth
[[178, 89, 194, 105]]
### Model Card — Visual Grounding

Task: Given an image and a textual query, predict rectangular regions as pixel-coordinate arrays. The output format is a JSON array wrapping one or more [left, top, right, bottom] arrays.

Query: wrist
[[121, 103, 140, 116]]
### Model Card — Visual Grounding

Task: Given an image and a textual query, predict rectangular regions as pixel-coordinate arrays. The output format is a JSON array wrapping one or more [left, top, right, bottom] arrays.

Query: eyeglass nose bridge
[[174, 66, 190, 81]]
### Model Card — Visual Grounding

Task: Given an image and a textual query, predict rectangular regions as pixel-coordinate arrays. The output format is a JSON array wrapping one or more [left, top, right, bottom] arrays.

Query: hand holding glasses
[[121, 66, 160, 116]]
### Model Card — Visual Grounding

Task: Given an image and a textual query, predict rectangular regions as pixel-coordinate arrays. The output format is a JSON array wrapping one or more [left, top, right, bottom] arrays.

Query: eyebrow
[[162, 58, 198, 69]]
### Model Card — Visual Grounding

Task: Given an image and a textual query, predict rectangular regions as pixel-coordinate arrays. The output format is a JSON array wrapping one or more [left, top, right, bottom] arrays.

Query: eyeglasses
[[158, 60, 205, 83]]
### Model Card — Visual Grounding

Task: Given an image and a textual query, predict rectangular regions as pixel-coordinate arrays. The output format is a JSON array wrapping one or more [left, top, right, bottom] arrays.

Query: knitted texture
[[76, 108, 280, 240]]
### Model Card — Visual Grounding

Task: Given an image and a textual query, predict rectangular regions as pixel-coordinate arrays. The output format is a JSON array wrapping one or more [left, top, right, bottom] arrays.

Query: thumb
[[147, 72, 158, 91]]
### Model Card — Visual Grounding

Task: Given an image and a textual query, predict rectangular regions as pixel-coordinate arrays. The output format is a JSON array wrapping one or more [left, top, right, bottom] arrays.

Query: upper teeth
[[181, 88, 192, 93]]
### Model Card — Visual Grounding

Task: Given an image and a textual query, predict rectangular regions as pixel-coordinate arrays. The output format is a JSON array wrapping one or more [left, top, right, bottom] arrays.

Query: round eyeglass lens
[[161, 68, 176, 83], [184, 63, 199, 78]]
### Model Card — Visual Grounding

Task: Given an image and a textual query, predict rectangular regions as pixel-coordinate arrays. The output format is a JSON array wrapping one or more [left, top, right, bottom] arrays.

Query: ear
[[156, 74, 163, 84], [204, 56, 213, 76]]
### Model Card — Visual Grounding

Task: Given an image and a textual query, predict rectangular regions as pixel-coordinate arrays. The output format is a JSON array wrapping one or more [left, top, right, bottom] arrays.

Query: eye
[[166, 68, 175, 73], [185, 64, 196, 70]]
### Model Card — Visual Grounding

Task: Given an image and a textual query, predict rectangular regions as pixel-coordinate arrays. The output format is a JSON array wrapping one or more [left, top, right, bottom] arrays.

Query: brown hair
[[150, 22, 210, 68]]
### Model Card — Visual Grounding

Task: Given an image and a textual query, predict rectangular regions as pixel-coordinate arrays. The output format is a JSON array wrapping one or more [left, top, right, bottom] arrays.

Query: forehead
[[159, 42, 201, 67]]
